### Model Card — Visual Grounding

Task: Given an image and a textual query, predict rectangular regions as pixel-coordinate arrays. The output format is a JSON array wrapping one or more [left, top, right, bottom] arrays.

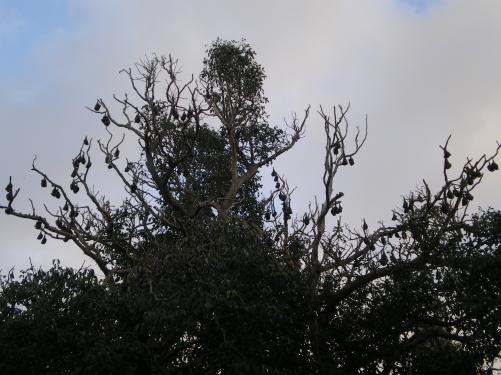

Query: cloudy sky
[[1, 0, 500, 273]]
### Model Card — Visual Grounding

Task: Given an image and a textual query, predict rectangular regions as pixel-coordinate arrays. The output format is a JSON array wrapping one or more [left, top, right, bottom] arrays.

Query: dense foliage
[[1, 39, 500, 374]]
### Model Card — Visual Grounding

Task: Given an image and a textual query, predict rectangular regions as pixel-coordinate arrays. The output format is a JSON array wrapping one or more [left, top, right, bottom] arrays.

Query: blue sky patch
[[395, 0, 442, 14], [0, 0, 79, 73]]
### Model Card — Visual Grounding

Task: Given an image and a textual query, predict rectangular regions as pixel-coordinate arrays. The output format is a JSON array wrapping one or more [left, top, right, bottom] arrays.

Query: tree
[[1, 39, 501, 374]]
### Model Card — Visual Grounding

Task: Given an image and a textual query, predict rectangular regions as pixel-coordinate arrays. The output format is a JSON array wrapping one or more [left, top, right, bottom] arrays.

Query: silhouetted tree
[[1, 39, 501, 374]]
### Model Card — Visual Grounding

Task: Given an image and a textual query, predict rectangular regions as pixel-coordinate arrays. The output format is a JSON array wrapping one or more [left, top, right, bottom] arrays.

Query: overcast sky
[[1, 0, 500, 273]]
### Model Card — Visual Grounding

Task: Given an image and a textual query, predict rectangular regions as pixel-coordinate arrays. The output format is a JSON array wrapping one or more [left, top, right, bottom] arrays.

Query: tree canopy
[[1, 39, 501, 374]]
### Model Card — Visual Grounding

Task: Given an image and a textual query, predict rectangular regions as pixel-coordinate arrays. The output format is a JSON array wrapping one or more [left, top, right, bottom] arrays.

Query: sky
[[1, 0, 501, 273]]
